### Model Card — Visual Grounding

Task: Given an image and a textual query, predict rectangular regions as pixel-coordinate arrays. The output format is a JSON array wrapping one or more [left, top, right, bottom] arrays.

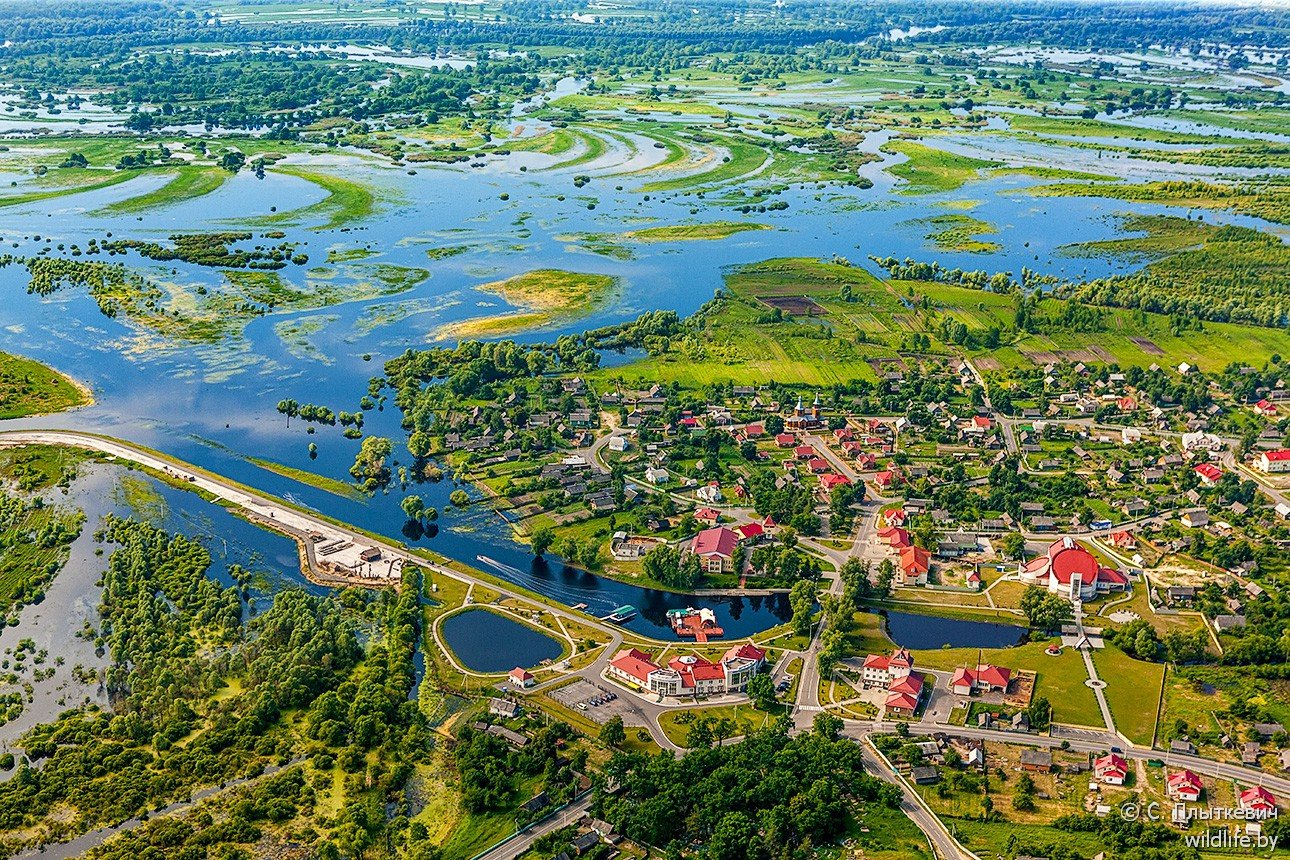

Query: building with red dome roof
[[1019, 537, 1129, 602]]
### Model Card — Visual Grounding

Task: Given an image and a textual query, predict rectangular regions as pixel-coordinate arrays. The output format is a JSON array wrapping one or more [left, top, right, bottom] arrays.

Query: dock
[[667, 607, 723, 643]]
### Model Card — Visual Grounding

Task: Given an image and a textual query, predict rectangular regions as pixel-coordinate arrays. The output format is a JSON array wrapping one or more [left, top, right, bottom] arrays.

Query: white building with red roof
[[949, 664, 1012, 696], [1094, 753, 1129, 785], [1194, 462, 1223, 485], [862, 648, 914, 689], [1020, 537, 1128, 601], [1239, 786, 1278, 814], [606, 644, 766, 697], [1257, 449, 1290, 473], [1166, 769, 1203, 802], [508, 667, 536, 688]]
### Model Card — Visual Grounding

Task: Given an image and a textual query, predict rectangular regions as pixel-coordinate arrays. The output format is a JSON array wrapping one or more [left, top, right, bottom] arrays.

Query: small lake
[[441, 608, 563, 674], [879, 609, 1028, 651]]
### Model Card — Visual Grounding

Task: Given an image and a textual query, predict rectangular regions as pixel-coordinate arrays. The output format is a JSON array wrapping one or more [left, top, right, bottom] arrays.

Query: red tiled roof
[[808, 458, 831, 472], [691, 526, 738, 558], [610, 648, 659, 684], [863, 654, 890, 670], [1167, 769, 1203, 793], [1240, 786, 1277, 810], [1264, 449, 1290, 462], [1095, 753, 1128, 776], [900, 546, 930, 575], [695, 507, 721, 522], [976, 664, 1011, 688], [1194, 462, 1222, 481], [735, 522, 764, 540], [722, 643, 766, 664], [794, 445, 816, 458], [820, 473, 851, 489], [776, 433, 796, 446]]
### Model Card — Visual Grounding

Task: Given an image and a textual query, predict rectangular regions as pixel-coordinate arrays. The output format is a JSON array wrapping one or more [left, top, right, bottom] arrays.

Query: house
[[808, 458, 831, 474], [1094, 753, 1129, 785], [689, 526, 740, 573], [1019, 537, 1128, 601], [1166, 769, 1203, 802], [645, 466, 669, 484], [1194, 462, 1223, 485], [608, 436, 629, 453], [1238, 786, 1278, 813], [874, 470, 896, 489], [819, 473, 851, 491], [862, 648, 915, 688], [520, 792, 551, 815], [794, 445, 816, 460], [911, 765, 941, 785], [1257, 449, 1290, 473], [694, 507, 721, 525], [696, 483, 723, 504], [1108, 530, 1137, 549], [1180, 509, 1209, 529], [572, 831, 601, 855], [1170, 739, 1198, 755], [1253, 722, 1284, 740], [1020, 749, 1053, 772], [950, 664, 1013, 696], [1166, 586, 1196, 604], [508, 668, 536, 689], [489, 697, 522, 718], [1241, 742, 1262, 765], [900, 546, 931, 586], [607, 644, 764, 697], [1254, 399, 1279, 417], [735, 521, 765, 542], [885, 671, 925, 716], [878, 525, 911, 549]]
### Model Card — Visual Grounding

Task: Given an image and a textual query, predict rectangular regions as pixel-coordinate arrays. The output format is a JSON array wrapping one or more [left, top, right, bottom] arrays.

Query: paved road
[[861, 743, 971, 860], [475, 794, 595, 860]]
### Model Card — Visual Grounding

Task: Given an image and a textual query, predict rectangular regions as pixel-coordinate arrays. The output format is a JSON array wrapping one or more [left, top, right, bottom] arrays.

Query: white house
[[644, 466, 669, 484]]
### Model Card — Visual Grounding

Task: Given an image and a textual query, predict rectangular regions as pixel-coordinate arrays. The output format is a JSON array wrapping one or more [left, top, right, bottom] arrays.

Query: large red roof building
[[1020, 537, 1128, 602]]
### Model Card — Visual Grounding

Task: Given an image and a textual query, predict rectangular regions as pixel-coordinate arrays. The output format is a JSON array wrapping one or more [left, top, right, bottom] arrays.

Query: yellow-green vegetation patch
[[913, 213, 1001, 252], [882, 140, 999, 194], [246, 456, 365, 501], [621, 221, 771, 242], [1091, 644, 1164, 745], [0, 351, 90, 419], [1035, 177, 1290, 225], [258, 165, 380, 230], [98, 166, 230, 214], [437, 269, 618, 340], [425, 245, 472, 261], [325, 246, 376, 264], [0, 168, 141, 208]]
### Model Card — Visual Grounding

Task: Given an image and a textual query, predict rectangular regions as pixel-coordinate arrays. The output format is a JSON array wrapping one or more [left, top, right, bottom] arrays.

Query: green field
[[260, 165, 380, 230], [881, 140, 1000, 194], [439, 269, 619, 339], [1091, 645, 1164, 745], [99, 166, 231, 214], [621, 221, 770, 242], [0, 352, 90, 419]]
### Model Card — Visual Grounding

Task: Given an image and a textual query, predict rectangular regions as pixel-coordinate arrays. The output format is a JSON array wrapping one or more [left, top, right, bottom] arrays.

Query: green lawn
[[1092, 645, 1164, 746], [0, 351, 90, 419]]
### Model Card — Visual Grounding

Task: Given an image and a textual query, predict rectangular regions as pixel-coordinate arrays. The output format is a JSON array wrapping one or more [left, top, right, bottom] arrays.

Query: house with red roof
[[794, 445, 816, 460], [1108, 530, 1138, 549], [1254, 399, 1278, 417], [834, 427, 854, 443], [1117, 396, 1137, 412], [966, 569, 982, 590], [861, 648, 914, 689], [819, 473, 852, 492], [735, 522, 765, 542], [509, 667, 536, 688], [877, 525, 911, 549], [1020, 537, 1128, 601], [808, 458, 831, 474], [1194, 462, 1223, 485], [885, 509, 908, 526], [950, 664, 1013, 696], [606, 645, 766, 697], [694, 507, 721, 524], [1258, 449, 1290, 473], [689, 526, 740, 573], [1166, 769, 1203, 802], [1094, 753, 1129, 785], [900, 546, 931, 586], [744, 423, 765, 437], [1239, 786, 1278, 813], [874, 470, 897, 489], [885, 671, 925, 716], [856, 452, 878, 470], [775, 433, 797, 448]]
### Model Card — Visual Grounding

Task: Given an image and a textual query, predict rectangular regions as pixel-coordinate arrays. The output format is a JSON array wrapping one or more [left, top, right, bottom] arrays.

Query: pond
[[440, 608, 564, 674], [879, 609, 1028, 651]]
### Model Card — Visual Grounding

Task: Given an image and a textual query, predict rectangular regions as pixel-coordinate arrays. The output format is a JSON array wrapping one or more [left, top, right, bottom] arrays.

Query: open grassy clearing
[[881, 140, 1000, 194], [98, 166, 231, 214], [438, 269, 618, 340], [0, 168, 141, 208], [1034, 177, 1290, 225], [0, 352, 90, 419], [1091, 644, 1164, 746], [912, 213, 1001, 252], [621, 220, 770, 242], [258, 165, 379, 230]]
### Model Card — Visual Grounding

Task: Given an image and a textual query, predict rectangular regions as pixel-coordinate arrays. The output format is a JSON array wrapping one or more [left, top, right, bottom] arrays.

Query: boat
[[603, 604, 637, 623]]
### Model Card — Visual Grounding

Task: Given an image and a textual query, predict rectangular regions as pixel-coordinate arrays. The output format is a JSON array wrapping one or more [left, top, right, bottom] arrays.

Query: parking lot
[[549, 679, 637, 725]]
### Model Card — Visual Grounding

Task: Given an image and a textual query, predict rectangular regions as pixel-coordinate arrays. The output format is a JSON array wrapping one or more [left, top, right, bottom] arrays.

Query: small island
[[0, 352, 90, 419]]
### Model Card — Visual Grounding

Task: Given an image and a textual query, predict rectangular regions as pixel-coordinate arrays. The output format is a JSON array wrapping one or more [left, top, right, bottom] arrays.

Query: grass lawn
[[0, 351, 90, 418], [1091, 644, 1165, 746], [912, 640, 1104, 729], [881, 140, 1000, 194]]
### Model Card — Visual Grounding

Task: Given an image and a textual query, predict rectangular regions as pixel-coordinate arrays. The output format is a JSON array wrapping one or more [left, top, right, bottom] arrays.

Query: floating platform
[[603, 604, 637, 623], [668, 607, 723, 642]]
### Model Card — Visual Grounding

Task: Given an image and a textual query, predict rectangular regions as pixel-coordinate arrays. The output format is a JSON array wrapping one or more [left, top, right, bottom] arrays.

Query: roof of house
[[610, 648, 659, 684], [722, 642, 766, 664], [1167, 769, 1203, 791], [1240, 786, 1277, 809], [735, 522, 764, 541], [691, 526, 739, 559], [900, 545, 931, 575], [1264, 449, 1290, 461], [1095, 753, 1129, 776]]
